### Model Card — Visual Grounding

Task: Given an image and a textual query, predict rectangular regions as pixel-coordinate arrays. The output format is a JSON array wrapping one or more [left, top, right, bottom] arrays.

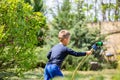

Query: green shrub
[[0, 0, 47, 74]]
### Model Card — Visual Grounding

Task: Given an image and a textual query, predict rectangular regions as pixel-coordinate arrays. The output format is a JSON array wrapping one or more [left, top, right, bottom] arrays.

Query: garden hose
[[71, 42, 103, 80], [71, 55, 89, 80]]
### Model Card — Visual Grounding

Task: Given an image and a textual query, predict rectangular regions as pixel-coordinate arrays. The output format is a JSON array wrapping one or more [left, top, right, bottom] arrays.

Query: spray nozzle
[[91, 41, 103, 51], [96, 41, 103, 46]]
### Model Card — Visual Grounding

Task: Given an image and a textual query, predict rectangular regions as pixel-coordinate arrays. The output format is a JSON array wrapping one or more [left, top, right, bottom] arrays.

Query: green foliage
[[24, 0, 44, 12], [90, 75, 104, 80], [33, 0, 44, 12], [117, 55, 120, 70], [24, 0, 46, 46], [50, 0, 72, 31], [35, 45, 51, 63], [24, 0, 31, 4], [0, 0, 46, 74], [112, 73, 120, 80]]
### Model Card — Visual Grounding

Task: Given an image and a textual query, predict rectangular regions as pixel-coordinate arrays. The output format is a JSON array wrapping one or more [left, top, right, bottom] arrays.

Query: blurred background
[[0, 0, 120, 80]]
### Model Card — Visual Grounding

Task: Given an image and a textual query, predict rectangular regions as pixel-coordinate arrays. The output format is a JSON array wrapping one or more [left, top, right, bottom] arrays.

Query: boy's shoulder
[[52, 43, 67, 49]]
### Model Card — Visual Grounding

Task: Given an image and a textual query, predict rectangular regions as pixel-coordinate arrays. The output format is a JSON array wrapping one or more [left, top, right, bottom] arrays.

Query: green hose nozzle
[[96, 41, 103, 46]]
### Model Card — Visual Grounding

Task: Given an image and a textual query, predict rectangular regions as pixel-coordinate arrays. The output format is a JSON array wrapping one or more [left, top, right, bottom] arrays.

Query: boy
[[44, 30, 92, 80]]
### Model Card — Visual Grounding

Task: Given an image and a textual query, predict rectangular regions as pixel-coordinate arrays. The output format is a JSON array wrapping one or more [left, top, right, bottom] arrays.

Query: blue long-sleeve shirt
[[47, 43, 86, 67]]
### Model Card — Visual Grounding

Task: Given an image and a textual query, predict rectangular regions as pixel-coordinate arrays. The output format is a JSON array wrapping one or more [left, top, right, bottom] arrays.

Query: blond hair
[[58, 30, 70, 42]]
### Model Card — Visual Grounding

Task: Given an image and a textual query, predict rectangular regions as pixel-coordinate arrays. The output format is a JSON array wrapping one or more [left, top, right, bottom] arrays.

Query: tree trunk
[[101, 0, 106, 21]]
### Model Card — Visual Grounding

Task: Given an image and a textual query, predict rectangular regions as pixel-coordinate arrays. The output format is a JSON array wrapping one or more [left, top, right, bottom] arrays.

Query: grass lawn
[[62, 69, 119, 80], [8, 68, 120, 80]]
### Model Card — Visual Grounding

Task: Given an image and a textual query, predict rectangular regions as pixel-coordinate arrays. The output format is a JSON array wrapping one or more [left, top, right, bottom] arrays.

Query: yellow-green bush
[[0, 0, 47, 74], [117, 55, 120, 70]]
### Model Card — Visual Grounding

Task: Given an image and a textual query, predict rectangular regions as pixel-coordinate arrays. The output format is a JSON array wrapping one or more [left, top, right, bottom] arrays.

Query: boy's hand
[[86, 51, 92, 55], [92, 44, 98, 50]]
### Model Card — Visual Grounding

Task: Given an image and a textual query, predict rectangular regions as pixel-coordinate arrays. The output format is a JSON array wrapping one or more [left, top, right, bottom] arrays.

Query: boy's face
[[63, 36, 70, 46]]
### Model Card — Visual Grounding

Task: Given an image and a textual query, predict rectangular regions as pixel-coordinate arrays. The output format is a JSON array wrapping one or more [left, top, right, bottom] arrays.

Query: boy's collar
[[59, 42, 66, 46], [59, 42, 63, 45]]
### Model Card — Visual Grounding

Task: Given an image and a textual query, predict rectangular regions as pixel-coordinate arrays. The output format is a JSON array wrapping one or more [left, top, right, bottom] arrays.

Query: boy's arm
[[66, 48, 87, 56], [47, 50, 52, 59]]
